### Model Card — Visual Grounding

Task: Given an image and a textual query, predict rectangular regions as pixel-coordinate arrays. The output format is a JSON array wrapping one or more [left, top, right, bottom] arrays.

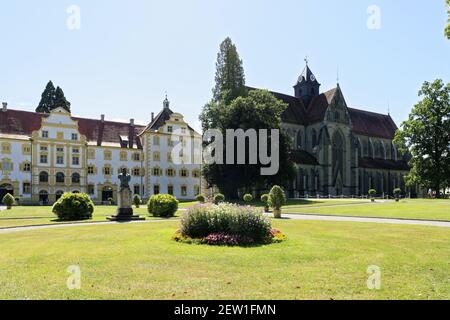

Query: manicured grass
[[0, 203, 197, 229], [283, 199, 450, 221], [0, 219, 448, 300]]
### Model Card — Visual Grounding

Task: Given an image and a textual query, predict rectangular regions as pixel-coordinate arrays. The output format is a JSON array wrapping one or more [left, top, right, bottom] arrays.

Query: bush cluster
[[148, 194, 179, 217], [177, 203, 284, 246], [52, 193, 94, 221]]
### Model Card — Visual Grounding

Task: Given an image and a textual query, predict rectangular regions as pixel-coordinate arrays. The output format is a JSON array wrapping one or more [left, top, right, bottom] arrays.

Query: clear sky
[[1, 0, 449, 132]]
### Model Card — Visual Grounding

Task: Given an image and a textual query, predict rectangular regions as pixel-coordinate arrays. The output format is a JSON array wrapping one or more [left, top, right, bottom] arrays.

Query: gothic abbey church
[[251, 63, 418, 198]]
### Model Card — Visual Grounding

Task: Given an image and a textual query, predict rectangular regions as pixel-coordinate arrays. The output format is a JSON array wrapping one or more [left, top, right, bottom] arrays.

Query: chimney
[[101, 114, 105, 122], [130, 119, 135, 126], [151, 112, 155, 122], [2, 102, 7, 112]]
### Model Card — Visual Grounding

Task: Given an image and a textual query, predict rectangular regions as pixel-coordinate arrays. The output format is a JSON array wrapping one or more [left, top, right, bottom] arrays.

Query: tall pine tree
[[36, 81, 56, 113], [212, 37, 246, 104], [200, 38, 295, 199], [54, 86, 71, 113], [36, 81, 71, 113]]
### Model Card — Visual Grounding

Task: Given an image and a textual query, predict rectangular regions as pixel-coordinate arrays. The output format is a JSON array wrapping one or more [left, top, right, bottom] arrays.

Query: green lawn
[[0, 201, 197, 229], [283, 199, 450, 221], [0, 219, 448, 300]]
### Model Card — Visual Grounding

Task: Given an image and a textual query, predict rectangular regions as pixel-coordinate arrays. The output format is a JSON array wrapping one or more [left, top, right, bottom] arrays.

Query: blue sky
[[1, 0, 449, 131]]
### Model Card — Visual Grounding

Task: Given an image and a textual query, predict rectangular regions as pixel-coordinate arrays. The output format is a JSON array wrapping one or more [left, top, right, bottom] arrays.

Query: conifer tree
[[36, 81, 56, 113]]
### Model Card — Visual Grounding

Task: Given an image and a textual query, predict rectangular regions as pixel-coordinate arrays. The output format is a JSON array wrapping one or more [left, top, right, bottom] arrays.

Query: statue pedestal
[[107, 189, 144, 221]]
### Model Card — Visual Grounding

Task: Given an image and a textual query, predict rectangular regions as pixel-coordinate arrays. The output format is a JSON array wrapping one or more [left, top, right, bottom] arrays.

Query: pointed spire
[[163, 92, 170, 110]]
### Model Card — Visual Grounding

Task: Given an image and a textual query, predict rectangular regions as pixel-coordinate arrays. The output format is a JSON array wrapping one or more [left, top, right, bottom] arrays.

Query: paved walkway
[[282, 213, 450, 228], [0, 219, 179, 234]]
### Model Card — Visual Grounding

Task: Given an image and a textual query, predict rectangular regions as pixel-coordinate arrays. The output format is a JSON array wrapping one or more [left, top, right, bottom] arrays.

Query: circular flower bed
[[173, 203, 287, 246]]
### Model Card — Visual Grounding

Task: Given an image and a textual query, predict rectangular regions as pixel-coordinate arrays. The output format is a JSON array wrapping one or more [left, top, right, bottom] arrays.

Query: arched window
[[368, 139, 374, 158], [297, 131, 303, 150], [39, 171, 49, 183], [56, 172, 65, 183], [391, 142, 398, 161], [332, 131, 345, 179], [72, 173, 81, 184]]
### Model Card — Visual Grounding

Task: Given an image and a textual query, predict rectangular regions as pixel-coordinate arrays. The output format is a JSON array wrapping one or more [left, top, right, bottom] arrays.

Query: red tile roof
[[0, 109, 145, 149], [348, 108, 398, 139], [248, 86, 398, 140]]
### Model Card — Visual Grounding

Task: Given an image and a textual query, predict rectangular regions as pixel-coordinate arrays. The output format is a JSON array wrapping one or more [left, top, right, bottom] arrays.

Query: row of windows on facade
[[40, 131, 79, 141], [86, 184, 200, 198], [38, 172, 81, 183]]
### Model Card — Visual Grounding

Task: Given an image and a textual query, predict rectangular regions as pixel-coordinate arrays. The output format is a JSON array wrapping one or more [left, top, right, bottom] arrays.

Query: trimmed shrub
[[368, 189, 377, 202], [148, 194, 179, 218], [180, 203, 272, 243], [393, 188, 402, 202], [261, 194, 270, 212], [133, 194, 141, 208], [52, 193, 94, 221], [269, 185, 286, 218], [243, 193, 253, 203], [196, 194, 206, 203], [214, 193, 225, 204], [2, 193, 15, 210]]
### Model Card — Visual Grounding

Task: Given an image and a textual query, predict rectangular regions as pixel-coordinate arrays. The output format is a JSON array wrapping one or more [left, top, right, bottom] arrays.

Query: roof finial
[[304, 55, 309, 66], [387, 101, 390, 115], [163, 91, 170, 109], [336, 64, 340, 84]]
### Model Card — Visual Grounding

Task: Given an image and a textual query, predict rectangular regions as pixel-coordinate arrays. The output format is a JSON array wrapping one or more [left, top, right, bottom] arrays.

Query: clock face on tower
[[310, 74, 316, 81]]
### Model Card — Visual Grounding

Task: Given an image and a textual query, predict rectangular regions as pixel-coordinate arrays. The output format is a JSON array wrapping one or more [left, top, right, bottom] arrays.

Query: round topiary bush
[[133, 194, 141, 208], [393, 188, 402, 202], [2, 193, 15, 210], [243, 193, 253, 203], [52, 193, 94, 221], [368, 189, 377, 202], [261, 194, 270, 212], [214, 193, 225, 204], [269, 185, 286, 218], [196, 194, 206, 203], [148, 194, 179, 218]]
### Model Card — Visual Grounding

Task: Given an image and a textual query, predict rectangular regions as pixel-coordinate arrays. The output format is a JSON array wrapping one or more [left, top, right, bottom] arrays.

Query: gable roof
[[348, 108, 398, 139], [141, 107, 174, 133], [0, 109, 145, 149], [247, 85, 398, 140], [306, 88, 337, 124]]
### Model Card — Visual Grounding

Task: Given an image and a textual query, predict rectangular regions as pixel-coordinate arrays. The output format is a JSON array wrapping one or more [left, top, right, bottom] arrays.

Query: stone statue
[[107, 168, 144, 221], [118, 168, 131, 192]]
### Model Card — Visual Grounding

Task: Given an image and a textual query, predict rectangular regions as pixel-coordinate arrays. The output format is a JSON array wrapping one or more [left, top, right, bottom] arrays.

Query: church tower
[[294, 60, 321, 107]]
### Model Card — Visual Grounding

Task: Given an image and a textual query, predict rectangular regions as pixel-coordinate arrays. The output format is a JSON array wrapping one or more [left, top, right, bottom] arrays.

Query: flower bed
[[173, 203, 287, 246]]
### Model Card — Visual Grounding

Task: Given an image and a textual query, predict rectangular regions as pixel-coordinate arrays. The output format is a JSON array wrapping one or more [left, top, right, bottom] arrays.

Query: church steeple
[[294, 58, 321, 107], [163, 94, 170, 110]]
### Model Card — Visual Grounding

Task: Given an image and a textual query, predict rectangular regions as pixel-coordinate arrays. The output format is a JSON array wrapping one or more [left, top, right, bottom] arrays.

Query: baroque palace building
[[251, 63, 419, 198], [0, 97, 202, 204]]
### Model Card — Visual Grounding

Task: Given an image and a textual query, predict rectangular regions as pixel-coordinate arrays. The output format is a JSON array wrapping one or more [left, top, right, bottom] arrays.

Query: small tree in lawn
[[214, 193, 225, 204], [393, 188, 402, 202], [261, 194, 270, 212], [2, 193, 15, 210], [133, 194, 141, 208], [243, 193, 253, 203], [196, 194, 206, 203], [269, 186, 286, 219], [368, 189, 377, 202]]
